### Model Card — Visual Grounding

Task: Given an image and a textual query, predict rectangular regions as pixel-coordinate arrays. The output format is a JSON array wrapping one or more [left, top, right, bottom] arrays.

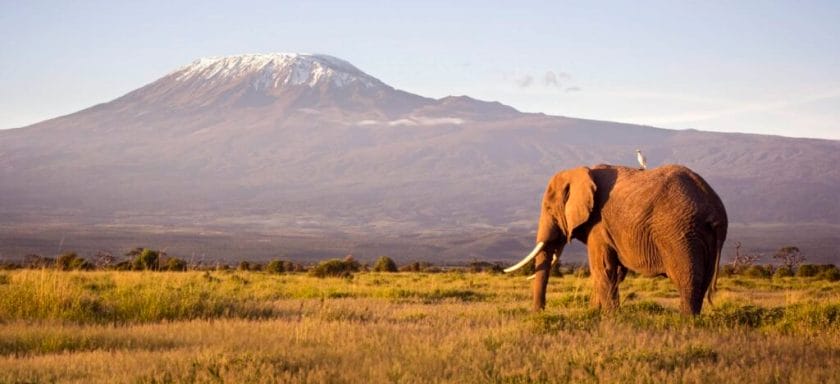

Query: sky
[[1, 1, 838, 140]]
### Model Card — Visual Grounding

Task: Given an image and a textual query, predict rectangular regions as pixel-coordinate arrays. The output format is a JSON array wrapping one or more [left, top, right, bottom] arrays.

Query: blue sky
[[1, 1, 838, 139]]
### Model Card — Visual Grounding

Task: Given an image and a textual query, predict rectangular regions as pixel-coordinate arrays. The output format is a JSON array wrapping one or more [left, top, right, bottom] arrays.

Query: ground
[[1, 270, 838, 383]]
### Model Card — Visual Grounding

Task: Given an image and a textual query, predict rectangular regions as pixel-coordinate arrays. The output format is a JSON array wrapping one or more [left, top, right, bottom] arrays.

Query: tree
[[773, 246, 805, 270], [265, 260, 285, 274], [132, 248, 160, 270], [372, 256, 398, 272], [731, 241, 760, 271], [309, 256, 360, 278], [55, 252, 90, 270], [93, 250, 115, 269]]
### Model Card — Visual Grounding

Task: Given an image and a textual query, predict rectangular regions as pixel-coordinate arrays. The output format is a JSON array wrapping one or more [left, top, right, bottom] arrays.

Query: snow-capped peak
[[172, 53, 379, 90]]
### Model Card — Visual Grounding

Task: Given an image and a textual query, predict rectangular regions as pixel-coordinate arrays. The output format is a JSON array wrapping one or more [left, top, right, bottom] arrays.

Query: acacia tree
[[773, 246, 805, 270], [731, 241, 760, 270]]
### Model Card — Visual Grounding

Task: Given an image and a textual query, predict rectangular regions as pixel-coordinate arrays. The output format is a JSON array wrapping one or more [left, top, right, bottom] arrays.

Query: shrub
[[310, 257, 360, 278], [399, 261, 438, 273], [131, 248, 160, 271], [467, 260, 503, 274], [164, 257, 187, 271], [743, 265, 771, 279], [796, 264, 819, 277], [773, 266, 794, 278], [23, 254, 54, 269], [238, 261, 251, 271], [372, 256, 398, 272], [818, 266, 840, 282], [719, 264, 736, 277], [55, 252, 91, 271], [265, 260, 285, 274]]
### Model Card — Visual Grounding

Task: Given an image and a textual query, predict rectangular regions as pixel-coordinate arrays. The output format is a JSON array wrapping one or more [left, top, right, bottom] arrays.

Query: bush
[[265, 260, 285, 274], [372, 256, 398, 272], [796, 264, 819, 277], [310, 257, 360, 278], [131, 248, 160, 271], [743, 265, 771, 278], [818, 266, 840, 282], [399, 261, 439, 273], [719, 264, 736, 277], [55, 252, 91, 271], [773, 266, 794, 278], [24, 254, 54, 269], [467, 260, 503, 274], [164, 257, 188, 271]]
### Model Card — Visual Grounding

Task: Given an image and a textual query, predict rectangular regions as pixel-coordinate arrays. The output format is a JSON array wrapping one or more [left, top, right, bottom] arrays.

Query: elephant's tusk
[[504, 242, 545, 273], [526, 253, 557, 280]]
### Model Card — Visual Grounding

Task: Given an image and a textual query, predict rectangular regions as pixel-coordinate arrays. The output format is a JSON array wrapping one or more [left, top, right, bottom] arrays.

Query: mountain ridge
[[1, 53, 838, 262]]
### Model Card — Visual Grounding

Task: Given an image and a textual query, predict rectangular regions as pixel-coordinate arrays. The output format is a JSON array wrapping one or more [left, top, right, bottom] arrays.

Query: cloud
[[513, 70, 578, 91], [515, 74, 534, 88], [543, 71, 570, 87]]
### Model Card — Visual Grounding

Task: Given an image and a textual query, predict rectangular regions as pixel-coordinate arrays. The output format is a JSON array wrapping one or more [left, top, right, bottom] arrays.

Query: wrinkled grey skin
[[528, 164, 727, 315]]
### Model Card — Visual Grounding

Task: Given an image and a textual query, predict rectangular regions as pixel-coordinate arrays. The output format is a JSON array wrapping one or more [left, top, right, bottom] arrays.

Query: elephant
[[504, 164, 727, 315]]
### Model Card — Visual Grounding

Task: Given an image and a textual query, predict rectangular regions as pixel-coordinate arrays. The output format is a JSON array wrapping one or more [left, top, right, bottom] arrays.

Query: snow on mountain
[[172, 53, 381, 90]]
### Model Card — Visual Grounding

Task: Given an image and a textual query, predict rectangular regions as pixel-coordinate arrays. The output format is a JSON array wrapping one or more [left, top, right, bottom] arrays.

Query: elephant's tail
[[706, 222, 726, 306]]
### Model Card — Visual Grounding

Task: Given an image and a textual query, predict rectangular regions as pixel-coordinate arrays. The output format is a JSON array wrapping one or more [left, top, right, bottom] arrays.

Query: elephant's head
[[504, 167, 596, 309]]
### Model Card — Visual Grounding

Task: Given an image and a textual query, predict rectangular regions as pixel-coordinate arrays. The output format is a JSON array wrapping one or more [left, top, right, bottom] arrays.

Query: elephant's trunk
[[526, 254, 557, 280]]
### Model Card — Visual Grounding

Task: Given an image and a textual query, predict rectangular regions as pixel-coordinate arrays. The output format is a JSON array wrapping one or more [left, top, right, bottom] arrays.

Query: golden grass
[[0, 270, 838, 383]]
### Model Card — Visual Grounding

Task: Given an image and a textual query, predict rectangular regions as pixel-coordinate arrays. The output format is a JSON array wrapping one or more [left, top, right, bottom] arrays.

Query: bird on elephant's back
[[505, 164, 727, 315]]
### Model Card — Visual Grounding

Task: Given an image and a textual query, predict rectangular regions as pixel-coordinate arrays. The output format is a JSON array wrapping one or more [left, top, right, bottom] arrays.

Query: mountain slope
[[1, 53, 838, 262]]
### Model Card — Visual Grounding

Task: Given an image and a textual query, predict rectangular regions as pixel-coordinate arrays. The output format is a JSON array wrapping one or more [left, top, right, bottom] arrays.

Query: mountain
[[1, 53, 839, 264]]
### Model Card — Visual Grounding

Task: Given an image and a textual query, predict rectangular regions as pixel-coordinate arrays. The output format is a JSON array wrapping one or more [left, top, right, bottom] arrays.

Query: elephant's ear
[[560, 167, 596, 242]]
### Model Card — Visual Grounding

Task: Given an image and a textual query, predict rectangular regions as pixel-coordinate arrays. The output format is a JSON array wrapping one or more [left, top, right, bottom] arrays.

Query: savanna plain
[[1, 268, 839, 383]]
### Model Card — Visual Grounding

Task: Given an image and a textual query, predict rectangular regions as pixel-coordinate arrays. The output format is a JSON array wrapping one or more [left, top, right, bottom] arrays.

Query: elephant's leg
[[666, 244, 709, 315], [588, 240, 621, 311], [674, 274, 705, 315], [532, 250, 552, 311]]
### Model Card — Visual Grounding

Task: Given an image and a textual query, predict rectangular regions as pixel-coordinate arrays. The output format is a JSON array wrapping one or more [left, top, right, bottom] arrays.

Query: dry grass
[[0, 270, 838, 383]]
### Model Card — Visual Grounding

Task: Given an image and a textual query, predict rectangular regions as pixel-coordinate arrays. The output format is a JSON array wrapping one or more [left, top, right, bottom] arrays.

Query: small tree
[[773, 246, 805, 270], [94, 250, 115, 269], [731, 241, 760, 271], [372, 256, 398, 272], [132, 248, 160, 271], [309, 256, 360, 278], [265, 260, 285, 274]]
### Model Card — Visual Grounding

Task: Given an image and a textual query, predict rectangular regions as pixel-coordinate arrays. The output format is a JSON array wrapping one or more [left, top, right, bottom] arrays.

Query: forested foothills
[[0, 263, 838, 383]]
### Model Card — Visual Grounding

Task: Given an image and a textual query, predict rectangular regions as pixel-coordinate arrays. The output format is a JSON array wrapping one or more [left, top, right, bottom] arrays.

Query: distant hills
[[1, 53, 838, 264]]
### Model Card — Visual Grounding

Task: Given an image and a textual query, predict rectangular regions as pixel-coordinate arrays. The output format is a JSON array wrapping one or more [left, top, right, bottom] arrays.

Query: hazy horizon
[[1, 1, 839, 140]]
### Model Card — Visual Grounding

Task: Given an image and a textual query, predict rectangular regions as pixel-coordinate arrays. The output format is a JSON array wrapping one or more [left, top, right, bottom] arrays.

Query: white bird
[[636, 149, 647, 170]]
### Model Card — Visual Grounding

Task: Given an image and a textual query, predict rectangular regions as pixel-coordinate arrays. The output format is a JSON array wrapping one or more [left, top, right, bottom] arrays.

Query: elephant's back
[[606, 164, 727, 236]]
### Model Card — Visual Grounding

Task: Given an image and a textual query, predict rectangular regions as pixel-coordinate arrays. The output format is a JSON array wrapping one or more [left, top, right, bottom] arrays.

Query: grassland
[[1, 270, 839, 383]]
